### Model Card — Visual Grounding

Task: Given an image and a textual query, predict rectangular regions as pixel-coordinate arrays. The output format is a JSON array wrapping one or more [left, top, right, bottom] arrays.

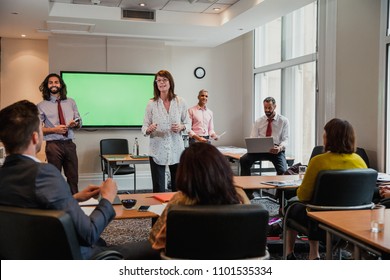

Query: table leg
[[326, 231, 332, 259]]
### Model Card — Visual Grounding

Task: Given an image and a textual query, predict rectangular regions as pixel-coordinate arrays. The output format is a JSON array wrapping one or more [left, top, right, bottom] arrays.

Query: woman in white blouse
[[142, 70, 190, 193]]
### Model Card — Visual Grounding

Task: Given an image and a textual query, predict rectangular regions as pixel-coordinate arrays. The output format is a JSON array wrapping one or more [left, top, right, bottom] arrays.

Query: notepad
[[78, 195, 121, 206], [131, 154, 149, 159], [261, 180, 301, 187], [152, 193, 175, 202]]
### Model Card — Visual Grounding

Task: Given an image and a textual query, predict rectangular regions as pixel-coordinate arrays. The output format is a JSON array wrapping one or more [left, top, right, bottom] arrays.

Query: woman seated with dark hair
[[285, 118, 367, 260], [149, 142, 250, 251]]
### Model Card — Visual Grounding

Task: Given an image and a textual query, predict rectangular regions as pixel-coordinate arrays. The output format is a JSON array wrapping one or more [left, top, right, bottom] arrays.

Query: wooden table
[[308, 209, 390, 259], [113, 192, 171, 219], [101, 154, 150, 193], [82, 192, 175, 220], [102, 154, 149, 178], [234, 175, 299, 190], [234, 175, 300, 215]]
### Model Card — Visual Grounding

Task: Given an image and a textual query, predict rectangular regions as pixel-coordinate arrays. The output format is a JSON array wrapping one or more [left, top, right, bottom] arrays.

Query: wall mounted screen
[[61, 71, 155, 129]]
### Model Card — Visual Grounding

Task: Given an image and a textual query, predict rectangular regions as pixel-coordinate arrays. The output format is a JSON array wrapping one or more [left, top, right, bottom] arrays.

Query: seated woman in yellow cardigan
[[149, 142, 250, 251], [285, 118, 367, 260]]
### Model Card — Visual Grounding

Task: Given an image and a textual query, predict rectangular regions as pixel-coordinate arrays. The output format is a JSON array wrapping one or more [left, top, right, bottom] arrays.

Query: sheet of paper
[[377, 172, 390, 182], [261, 179, 301, 187], [148, 204, 167, 216], [81, 206, 95, 216], [217, 146, 247, 154], [79, 198, 99, 206], [216, 131, 226, 139]]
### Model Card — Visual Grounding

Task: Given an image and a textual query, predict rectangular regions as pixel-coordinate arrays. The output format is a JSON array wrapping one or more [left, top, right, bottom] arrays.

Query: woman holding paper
[[149, 142, 251, 251]]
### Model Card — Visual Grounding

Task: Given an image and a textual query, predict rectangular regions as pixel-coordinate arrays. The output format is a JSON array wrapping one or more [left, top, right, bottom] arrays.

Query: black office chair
[[0, 205, 123, 260], [282, 168, 377, 259], [309, 145, 370, 167], [100, 138, 136, 193], [161, 204, 270, 260]]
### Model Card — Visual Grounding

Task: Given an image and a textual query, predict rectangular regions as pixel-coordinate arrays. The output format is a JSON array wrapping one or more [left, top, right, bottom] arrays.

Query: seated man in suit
[[0, 100, 158, 259], [240, 96, 290, 176]]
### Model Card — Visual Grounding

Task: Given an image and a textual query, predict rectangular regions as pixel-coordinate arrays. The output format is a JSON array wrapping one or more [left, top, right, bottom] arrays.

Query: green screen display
[[61, 71, 155, 128]]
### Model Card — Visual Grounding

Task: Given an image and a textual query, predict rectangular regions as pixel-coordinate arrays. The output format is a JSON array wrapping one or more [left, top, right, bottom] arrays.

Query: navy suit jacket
[[0, 154, 115, 259]]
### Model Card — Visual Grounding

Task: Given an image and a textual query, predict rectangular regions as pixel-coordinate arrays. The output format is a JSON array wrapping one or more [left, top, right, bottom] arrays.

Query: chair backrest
[[309, 168, 377, 208], [164, 204, 269, 260], [309, 145, 324, 160], [309, 146, 370, 167], [0, 205, 82, 260], [100, 138, 129, 155]]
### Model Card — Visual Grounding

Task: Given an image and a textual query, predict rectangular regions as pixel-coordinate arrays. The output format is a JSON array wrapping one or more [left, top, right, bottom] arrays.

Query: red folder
[[152, 193, 175, 203]]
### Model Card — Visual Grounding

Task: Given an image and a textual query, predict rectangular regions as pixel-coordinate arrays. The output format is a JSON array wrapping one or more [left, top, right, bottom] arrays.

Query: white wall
[[0, 38, 48, 161], [0, 38, 48, 107], [334, 0, 381, 168], [46, 35, 246, 189]]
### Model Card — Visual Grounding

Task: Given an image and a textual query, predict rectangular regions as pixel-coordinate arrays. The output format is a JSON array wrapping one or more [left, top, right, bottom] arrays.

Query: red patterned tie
[[266, 119, 272, 137], [57, 99, 68, 137]]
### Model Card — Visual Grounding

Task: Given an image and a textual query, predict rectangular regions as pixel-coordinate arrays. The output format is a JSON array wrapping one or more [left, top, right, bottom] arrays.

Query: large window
[[254, 2, 317, 165]]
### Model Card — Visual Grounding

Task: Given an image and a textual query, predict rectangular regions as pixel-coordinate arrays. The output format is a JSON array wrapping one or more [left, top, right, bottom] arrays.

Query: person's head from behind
[[176, 142, 240, 205], [323, 118, 355, 153], [0, 100, 42, 155], [153, 70, 176, 101], [197, 89, 208, 107], [263, 97, 276, 119], [39, 73, 68, 101]]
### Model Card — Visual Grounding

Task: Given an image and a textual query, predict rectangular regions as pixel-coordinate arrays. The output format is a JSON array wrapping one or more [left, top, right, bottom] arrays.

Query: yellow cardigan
[[297, 152, 367, 202]]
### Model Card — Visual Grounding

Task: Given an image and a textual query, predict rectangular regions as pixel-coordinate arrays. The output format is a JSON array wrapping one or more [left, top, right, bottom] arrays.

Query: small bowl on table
[[121, 199, 137, 209]]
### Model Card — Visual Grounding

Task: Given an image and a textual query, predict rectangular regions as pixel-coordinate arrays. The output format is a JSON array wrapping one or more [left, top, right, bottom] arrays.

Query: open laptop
[[245, 137, 274, 153]]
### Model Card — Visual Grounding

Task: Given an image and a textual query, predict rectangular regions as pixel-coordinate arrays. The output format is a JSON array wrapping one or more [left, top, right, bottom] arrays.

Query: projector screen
[[61, 71, 155, 129]]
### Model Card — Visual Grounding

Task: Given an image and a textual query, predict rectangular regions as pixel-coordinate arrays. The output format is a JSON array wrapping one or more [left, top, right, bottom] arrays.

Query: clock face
[[194, 67, 206, 79]]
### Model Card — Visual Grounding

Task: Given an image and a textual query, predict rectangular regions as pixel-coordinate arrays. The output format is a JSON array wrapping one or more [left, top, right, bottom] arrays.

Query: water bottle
[[133, 137, 139, 156]]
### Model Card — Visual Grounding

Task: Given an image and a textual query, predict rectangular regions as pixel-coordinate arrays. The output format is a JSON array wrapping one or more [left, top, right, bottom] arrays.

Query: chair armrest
[[306, 202, 374, 211]]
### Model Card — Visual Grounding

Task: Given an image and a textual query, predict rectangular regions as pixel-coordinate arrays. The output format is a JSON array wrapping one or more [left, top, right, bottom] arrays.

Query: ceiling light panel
[[73, 0, 122, 7]]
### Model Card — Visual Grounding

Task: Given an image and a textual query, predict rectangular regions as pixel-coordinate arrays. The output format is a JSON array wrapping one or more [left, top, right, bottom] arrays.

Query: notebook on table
[[152, 193, 175, 203], [131, 154, 149, 159], [245, 137, 274, 153], [79, 195, 122, 206], [261, 180, 301, 187]]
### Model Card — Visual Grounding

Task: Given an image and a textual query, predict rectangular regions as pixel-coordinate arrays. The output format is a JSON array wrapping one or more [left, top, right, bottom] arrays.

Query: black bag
[[283, 162, 302, 175]]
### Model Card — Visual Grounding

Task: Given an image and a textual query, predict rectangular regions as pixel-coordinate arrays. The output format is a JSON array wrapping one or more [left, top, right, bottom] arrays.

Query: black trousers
[[149, 157, 178, 193], [239, 150, 287, 176], [45, 140, 79, 194]]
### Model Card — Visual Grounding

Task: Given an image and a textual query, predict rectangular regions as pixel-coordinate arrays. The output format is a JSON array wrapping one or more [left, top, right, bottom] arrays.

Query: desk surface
[[102, 154, 149, 163], [112, 192, 176, 219], [308, 209, 390, 254], [82, 192, 175, 219], [234, 175, 300, 190], [219, 146, 294, 161]]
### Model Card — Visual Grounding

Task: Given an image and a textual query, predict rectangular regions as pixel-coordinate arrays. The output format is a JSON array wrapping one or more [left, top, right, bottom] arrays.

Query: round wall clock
[[194, 67, 206, 79]]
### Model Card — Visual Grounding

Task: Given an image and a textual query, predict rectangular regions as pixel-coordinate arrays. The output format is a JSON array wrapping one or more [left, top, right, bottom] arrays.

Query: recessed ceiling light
[[213, 8, 221, 11], [139, 3, 146, 7], [21, 34, 26, 38]]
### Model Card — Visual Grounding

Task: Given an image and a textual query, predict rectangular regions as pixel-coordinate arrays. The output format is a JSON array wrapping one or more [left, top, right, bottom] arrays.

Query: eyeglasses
[[155, 78, 169, 83]]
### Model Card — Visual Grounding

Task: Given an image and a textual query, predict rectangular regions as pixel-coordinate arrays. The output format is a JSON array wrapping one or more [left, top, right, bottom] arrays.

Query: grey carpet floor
[[101, 191, 360, 260], [100, 195, 290, 259]]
